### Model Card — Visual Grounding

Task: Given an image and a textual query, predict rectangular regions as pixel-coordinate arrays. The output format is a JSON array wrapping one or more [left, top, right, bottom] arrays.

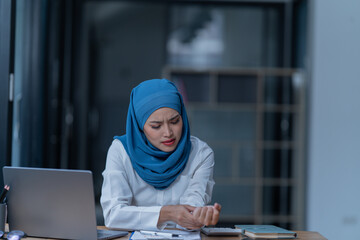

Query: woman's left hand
[[192, 203, 222, 227]]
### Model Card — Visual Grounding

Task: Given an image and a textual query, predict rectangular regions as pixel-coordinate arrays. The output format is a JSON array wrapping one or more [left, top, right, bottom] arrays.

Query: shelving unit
[[163, 66, 306, 230]]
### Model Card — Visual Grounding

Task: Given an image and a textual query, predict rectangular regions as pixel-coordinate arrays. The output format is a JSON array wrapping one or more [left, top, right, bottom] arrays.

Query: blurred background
[[0, 0, 359, 239]]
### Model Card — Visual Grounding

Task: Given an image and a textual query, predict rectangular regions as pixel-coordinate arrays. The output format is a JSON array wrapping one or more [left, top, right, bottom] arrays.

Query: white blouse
[[100, 136, 215, 231]]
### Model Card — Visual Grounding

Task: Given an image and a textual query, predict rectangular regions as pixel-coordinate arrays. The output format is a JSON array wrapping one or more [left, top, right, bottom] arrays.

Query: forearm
[[103, 203, 162, 231], [180, 147, 215, 206]]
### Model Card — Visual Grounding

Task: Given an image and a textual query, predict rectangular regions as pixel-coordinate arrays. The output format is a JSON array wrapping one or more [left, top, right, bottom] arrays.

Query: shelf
[[186, 103, 301, 112], [163, 66, 301, 76], [212, 178, 296, 185]]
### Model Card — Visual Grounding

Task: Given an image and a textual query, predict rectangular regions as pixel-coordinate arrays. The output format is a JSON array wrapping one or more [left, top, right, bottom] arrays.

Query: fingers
[[210, 205, 220, 225], [192, 207, 204, 223], [183, 204, 196, 213], [214, 202, 222, 211], [193, 206, 217, 226], [172, 204, 222, 229], [204, 206, 214, 226], [205, 204, 221, 226], [174, 205, 203, 229], [199, 203, 221, 226]]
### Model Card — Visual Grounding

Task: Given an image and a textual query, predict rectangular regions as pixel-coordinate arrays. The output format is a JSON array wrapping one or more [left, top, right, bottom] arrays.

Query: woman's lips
[[162, 138, 176, 146]]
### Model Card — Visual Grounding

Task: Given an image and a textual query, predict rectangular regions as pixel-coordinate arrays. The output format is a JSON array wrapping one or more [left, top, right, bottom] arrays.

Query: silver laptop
[[3, 166, 128, 240]]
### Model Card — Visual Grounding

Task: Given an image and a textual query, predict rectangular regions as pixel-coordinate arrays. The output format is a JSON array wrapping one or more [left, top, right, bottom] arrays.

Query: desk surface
[[21, 230, 327, 240]]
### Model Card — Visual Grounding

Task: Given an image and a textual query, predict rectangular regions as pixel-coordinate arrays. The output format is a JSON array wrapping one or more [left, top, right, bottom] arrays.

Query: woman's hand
[[192, 203, 221, 227], [158, 203, 222, 230], [159, 205, 204, 230]]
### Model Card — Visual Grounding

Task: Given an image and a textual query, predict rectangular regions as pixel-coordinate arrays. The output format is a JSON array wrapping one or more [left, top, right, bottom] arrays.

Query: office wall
[[307, 0, 360, 239], [0, 0, 14, 184]]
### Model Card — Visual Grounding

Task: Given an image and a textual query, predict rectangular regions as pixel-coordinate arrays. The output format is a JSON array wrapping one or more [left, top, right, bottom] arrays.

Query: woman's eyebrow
[[169, 114, 180, 121], [149, 120, 162, 124]]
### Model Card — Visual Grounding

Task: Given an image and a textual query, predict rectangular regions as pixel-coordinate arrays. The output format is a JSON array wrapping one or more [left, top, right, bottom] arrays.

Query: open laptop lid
[[3, 166, 99, 240]]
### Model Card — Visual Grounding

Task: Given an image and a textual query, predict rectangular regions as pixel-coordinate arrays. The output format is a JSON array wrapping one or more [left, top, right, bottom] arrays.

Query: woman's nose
[[163, 124, 173, 137]]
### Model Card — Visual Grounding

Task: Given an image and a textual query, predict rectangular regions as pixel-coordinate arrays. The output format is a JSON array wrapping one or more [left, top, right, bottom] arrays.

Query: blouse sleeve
[[179, 139, 215, 207], [100, 141, 162, 231]]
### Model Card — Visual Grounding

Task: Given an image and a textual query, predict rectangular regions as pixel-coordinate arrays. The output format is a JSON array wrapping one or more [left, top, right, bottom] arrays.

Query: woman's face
[[143, 107, 183, 152]]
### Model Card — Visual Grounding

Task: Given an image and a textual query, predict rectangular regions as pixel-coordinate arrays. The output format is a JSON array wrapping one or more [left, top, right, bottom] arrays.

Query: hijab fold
[[115, 79, 191, 189]]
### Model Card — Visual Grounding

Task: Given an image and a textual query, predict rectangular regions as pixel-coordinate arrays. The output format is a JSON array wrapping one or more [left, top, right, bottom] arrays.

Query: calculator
[[201, 227, 243, 236]]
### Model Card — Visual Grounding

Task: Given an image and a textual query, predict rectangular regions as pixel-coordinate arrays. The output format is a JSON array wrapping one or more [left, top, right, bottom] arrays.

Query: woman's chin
[[159, 144, 177, 152]]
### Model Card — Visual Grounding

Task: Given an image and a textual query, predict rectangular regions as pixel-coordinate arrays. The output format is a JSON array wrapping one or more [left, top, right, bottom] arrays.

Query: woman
[[101, 79, 221, 231]]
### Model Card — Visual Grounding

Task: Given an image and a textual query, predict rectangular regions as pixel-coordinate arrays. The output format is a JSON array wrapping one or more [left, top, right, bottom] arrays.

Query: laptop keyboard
[[97, 229, 128, 240]]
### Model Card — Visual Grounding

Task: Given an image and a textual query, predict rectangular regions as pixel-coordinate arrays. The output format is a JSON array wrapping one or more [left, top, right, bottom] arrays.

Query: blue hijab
[[115, 79, 191, 189]]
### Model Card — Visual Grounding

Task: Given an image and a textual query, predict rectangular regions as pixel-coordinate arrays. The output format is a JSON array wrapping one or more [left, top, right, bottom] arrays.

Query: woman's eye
[[151, 125, 160, 129], [171, 119, 180, 124]]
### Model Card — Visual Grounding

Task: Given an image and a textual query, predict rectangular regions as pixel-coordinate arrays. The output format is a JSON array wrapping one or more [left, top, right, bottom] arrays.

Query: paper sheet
[[130, 229, 201, 240]]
